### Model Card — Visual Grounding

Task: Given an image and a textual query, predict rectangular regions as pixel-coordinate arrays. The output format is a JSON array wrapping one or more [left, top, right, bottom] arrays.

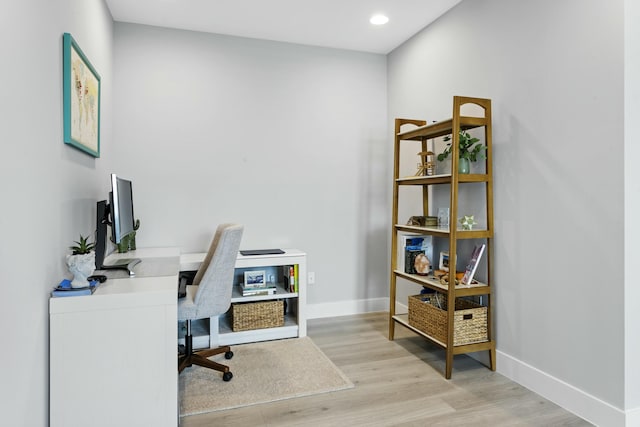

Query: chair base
[[179, 321, 233, 381]]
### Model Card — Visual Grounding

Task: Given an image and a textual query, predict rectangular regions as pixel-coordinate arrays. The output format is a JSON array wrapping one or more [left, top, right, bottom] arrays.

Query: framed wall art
[[63, 33, 101, 157]]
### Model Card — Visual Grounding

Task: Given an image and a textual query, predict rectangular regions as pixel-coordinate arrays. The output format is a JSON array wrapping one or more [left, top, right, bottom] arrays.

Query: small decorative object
[[415, 151, 435, 176], [116, 219, 140, 253], [434, 269, 465, 287], [438, 251, 450, 271], [407, 216, 425, 226], [434, 269, 464, 281], [424, 216, 438, 226], [63, 33, 101, 157], [437, 130, 486, 174], [244, 270, 266, 287], [66, 235, 96, 288], [403, 236, 431, 274], [129, 219, 140, 250], [406, 216, 439, 227], [438, 275, 461, 286], [413, 253, 431, 275], [437, 207, 450, 228], [459, 215, 477, 230]]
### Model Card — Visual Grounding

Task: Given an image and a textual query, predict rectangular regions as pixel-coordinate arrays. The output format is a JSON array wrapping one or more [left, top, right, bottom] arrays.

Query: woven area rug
[[179, 336, 354, 417]]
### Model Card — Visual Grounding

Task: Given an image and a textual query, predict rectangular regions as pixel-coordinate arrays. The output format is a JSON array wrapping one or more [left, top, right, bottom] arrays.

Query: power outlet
[[308, 272, 316, 285]]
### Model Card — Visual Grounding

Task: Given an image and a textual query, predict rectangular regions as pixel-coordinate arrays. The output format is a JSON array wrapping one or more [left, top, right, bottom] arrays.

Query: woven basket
[[232, 300, 284, 332], [408, 293, 487, 346]]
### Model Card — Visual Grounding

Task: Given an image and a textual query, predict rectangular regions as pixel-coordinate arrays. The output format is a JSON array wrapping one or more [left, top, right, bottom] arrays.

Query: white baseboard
[[626, 407, 640, 427], [497, 350, 627, 426]]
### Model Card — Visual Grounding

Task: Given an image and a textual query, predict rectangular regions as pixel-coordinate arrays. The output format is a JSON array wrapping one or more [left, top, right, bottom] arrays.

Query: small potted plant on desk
[[66, 235, 96, 288], [437, 130, 486, 174]]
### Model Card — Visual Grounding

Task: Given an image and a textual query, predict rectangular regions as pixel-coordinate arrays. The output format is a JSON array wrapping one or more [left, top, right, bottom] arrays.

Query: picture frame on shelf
[[439, 251, 450, 271], [63, 32, 101, 157], [244, 270, 266, 286]]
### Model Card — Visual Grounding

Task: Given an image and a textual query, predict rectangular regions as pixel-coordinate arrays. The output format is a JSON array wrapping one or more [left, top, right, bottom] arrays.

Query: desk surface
[[49, 247, 180, 314], [50, 248, 306, 314], [180, 248, 306, 271]]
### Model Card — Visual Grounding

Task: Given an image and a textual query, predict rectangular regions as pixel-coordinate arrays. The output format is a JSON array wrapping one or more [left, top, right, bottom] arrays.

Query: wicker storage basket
[[408, 293, 487, 346], [232, 300, 284, 332]]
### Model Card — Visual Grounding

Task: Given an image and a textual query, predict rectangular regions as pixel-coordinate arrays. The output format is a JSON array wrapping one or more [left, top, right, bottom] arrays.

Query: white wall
[[625, 0, 640, 421], [388, 0, 626, 424], [112, 24, 388, 310], [0, 0, 113, 425]]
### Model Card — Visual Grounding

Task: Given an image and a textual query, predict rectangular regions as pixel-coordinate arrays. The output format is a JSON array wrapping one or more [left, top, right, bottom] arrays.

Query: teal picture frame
[[63, 33, 101, 157]]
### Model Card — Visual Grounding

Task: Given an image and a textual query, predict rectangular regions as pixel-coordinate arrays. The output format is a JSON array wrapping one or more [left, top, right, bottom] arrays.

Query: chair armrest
[[178, 276, 188, 298]]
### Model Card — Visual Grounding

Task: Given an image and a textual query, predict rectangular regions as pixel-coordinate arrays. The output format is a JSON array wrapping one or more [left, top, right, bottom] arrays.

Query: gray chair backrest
[[191, 223, 243, 319]]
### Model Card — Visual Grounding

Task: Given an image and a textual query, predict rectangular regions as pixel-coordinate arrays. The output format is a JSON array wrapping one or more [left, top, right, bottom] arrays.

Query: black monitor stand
[[99, 258, 142, 277], [95, 200, 141, 277]]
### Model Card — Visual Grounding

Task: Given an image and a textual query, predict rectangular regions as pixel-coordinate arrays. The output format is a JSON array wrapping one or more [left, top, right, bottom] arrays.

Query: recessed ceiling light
[[370, 14, 389, 25]]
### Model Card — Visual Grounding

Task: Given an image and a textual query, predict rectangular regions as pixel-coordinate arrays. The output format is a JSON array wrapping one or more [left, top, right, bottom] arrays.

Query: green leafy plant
[[69, 235, 95, 255], [437, 130, 486, 162]]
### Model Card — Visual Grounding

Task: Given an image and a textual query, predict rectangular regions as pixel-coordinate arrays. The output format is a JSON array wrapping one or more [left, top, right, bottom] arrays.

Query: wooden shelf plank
[[394, 270, 490, 296], [394, 224, 493, 239], [231, 283, 297, 302], [397, 173, 489, 185], [397, 116, 488, 141], [392, 314, 446, 348], [452, 340, 495, 355]]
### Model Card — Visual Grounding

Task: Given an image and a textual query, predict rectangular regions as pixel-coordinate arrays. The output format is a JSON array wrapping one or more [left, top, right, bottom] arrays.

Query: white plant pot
[[66, 252, 96, 288]]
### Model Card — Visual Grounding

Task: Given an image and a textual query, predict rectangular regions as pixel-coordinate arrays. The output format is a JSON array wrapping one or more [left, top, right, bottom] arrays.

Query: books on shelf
[[461, 244, 486, 285], [240, 282, 276, 296], [282, 265, 298, 292], [398, 234, 433, 274]]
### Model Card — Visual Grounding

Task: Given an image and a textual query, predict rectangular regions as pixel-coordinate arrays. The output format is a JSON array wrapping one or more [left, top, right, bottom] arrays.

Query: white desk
[[49, 248, 180, 427]]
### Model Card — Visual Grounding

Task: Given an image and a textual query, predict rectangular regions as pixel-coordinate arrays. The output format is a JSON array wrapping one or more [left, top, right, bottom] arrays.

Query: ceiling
[[104, 0, 462, 54]]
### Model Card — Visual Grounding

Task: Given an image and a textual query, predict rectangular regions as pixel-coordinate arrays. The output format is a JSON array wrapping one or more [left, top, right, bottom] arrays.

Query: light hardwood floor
[[180, 312, 592, 426]]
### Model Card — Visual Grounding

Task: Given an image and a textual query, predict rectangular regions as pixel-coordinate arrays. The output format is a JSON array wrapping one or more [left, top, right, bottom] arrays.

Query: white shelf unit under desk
[[179, 249, 307, 348]]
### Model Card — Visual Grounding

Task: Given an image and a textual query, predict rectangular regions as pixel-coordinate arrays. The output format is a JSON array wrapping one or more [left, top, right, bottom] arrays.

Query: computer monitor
[[110, 174, 136, 245], [94, 174, 141, 275]]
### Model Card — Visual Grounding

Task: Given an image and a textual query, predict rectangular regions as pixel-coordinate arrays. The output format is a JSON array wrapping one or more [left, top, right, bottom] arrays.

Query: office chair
[[178, 223, 243, 381]]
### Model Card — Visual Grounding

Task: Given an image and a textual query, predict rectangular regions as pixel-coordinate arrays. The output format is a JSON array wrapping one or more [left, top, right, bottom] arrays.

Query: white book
[[242, 287, 277, 296]]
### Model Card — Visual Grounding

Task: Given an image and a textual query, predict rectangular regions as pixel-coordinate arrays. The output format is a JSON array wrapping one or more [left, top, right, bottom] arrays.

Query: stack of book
[[240, 281, 276, 296], [51, 279, 100, 297]]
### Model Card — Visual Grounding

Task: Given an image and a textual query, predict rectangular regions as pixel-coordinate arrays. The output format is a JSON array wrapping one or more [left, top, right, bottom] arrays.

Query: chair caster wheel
[[223, 371, 233, 382], [225, 351, 233, 359]]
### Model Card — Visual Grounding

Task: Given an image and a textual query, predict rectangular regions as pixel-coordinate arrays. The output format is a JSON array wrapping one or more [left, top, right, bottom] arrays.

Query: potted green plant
[[66, 235, 96, 288], [437, 130, 486, 174]]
